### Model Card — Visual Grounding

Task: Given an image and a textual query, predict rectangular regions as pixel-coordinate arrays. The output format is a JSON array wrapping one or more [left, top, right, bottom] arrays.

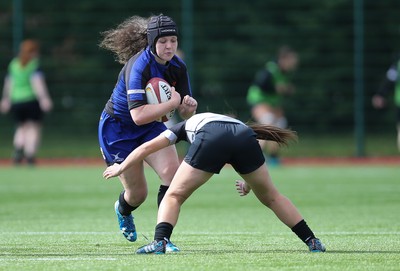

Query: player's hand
[[103, 163, 122, 179], [39, 98, 53, 112], [372, 95, 385, 109], [276, 84, 295, 95], [182, 95, 197, 108], [235, 180, 251, 196], [0, 99, 10, 114], [170, 87, 181, 108], [178, 95, 198, 119]]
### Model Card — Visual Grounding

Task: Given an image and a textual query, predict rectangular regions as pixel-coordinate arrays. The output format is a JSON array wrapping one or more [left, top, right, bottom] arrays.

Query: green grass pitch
[[0, 164, 399, 270]]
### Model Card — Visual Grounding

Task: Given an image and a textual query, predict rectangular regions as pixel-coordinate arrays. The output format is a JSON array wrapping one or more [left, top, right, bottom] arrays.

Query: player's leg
[[251, 103, 276, 126], [265, 107, 286, 166], [251, 103, 283, 165], [240, 164, 325, 252], [136, 162, 213, 254], [119, 162, 148, 208], [145, 144, 180, 206], [23, 120, 42, 165], [11, 103, 31, 164], [114, 162, 147, 242], [141, 122, 180, 207], [251, 103, 275, 152], [158, 161, 213, 225], [22, 101, 44, 165], [98, 112, 146, 242], [145, 144, 182, 252], [12, 123, 25, 164], [241, 165, 302, 226]]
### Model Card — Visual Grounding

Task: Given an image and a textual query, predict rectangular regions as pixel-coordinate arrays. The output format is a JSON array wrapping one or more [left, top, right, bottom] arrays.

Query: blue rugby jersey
[[105, 46, 192, 125]]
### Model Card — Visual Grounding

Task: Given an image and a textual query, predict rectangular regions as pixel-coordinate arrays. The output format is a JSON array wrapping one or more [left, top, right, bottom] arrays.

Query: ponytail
[[248, 123, 298, 146]]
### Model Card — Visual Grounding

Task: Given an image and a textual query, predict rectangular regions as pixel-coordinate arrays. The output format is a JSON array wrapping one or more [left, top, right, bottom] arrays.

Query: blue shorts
[[184, 122, 265, 174], [98, 111, 167, 166]]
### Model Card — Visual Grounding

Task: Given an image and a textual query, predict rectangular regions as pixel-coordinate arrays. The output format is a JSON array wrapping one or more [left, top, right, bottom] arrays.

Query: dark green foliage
[[0, 0, 399, 137]]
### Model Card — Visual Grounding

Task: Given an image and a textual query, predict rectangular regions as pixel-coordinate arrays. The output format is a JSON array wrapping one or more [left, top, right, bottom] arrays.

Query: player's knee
[[168, 191, 189, 205], [159, 165, 179, 185], [125, 188, 148, 206], [259, 190, 281, 208]]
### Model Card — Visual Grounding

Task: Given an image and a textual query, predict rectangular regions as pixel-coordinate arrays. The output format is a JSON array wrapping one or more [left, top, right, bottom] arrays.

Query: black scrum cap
[[147, 14, 178, 55]]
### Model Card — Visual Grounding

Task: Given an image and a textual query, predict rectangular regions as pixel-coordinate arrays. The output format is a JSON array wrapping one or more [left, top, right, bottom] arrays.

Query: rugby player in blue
[[98, 14, 197, 252]]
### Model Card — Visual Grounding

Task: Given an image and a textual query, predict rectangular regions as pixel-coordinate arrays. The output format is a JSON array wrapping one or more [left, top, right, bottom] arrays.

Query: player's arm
[[0, 75, 11, 113], [130, 87, 181, 126], [103, 134, 170, 179], [378, 63, 397, 97], [373, 62, 397, 109], [103, 120, 186, 179], [31, 72, 53, 112], [175, 69, 197, 119]]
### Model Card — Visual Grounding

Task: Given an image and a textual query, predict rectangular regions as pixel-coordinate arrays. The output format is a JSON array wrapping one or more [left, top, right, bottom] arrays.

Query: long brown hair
[[248, 123, 298, 146], [99, 16, 150, 64]]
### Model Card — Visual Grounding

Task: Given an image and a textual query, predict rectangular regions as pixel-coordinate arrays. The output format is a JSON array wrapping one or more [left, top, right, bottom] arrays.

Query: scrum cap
[[147, 14, 178, 55]]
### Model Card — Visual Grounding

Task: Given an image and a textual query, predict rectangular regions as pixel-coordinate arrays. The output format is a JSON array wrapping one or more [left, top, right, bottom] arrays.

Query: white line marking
[[0, 231, 399, 235], [0, 258, 117, 262]]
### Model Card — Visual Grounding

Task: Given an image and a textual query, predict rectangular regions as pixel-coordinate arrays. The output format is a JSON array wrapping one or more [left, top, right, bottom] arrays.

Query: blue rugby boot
[[136, 240, 166, 254], [114, 201, 137, 242], [307, 238, 326, 252], [165, 240, 180, 253]]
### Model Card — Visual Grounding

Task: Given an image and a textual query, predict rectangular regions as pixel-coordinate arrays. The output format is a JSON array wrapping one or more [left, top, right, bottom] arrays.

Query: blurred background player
[[246, 46, 299, 166], [0, 39, 53, 165], [372, 54, 400, 152], [98, 14, 197, 251]]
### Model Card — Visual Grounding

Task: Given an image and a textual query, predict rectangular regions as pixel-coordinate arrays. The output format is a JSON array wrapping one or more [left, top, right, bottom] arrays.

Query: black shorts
[[184, 122, 265, 174], [11, 100, 43, 123]]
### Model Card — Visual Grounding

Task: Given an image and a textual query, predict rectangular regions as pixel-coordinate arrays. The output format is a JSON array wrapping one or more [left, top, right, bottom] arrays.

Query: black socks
[[154, 222, 173, 242], [155, 186, 173, 242], [118, 184, 169, 216], [291, 219, 316, 243], [13, 148, 24, 164], [157, 185, 169, 207], [118, 191, 137, 216]]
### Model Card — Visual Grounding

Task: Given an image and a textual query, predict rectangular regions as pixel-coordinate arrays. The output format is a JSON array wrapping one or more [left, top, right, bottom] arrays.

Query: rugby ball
[[145, 77, 175, 122]]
